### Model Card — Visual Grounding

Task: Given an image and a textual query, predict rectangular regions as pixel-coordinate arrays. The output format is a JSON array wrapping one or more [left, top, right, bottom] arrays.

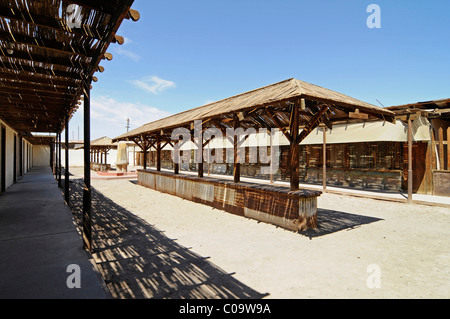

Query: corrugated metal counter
[[137, 169, 322, 232]]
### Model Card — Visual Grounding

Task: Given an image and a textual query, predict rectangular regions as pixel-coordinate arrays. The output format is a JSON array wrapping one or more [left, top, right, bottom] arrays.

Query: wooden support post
[[438, 127, 444, 170], [82, 81, 92, 252], [322, 126, 327, 192], [269, 130, 274, 184], [174, 140, 180, 174], [233, 115, 240, 183], [58, 132, 62, 188], [197, 122, 204, 178], [65, 115, 70, 205], [143, 143, 148, 169], [447, 127, 450, 171], [289, 103, 300, 191], [408, 117, 413, 204], [156, 137, 161, 172], [431, 127, 436, 170]]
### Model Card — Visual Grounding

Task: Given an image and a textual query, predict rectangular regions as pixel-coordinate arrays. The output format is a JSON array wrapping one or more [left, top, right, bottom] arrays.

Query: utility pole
[[126, 118, 130, 132]]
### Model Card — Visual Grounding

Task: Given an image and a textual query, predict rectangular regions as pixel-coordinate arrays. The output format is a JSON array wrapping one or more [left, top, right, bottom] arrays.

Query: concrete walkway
[[0, 167, 108, 299]]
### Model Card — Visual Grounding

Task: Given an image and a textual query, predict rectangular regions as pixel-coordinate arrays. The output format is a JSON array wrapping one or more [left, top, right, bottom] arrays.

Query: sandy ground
[[69, 168, 450, 299]]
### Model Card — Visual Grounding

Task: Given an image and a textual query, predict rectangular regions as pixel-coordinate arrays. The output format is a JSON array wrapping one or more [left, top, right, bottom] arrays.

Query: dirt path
[[69, 168, 450, 299]]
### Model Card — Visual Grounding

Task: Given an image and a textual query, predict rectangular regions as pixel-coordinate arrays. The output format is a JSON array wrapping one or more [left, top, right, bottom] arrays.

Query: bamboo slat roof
[[0, 0, 138, 135], [114, 78, 395, 143]]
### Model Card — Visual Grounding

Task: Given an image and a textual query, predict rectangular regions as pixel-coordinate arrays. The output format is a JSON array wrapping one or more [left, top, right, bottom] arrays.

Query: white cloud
[[114, 47, 141, 62], [131, 76, 176, 94], [91, 96, 171, 127], [68, 96, 172, 140]]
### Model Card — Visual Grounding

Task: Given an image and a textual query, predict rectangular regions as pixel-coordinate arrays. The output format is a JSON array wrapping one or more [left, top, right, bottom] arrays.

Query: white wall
[[0, 120, 33, 192], [61, 148, 120, 167], [33, 145, 50, 167]]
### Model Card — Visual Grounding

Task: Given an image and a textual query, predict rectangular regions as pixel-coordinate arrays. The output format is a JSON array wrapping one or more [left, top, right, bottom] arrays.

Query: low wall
[[90, 163, 111, 172], [433, 171, 450, 196], [138, 169, 321, 232]]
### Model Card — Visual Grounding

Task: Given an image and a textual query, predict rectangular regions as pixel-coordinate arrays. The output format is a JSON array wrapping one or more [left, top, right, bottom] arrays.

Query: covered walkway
[[0, 167, 107, 299]]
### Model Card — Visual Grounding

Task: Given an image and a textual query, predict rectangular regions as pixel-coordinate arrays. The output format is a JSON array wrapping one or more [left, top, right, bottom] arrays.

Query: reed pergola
[[0, 0, 139, 251], [114, 78, 396, 191]]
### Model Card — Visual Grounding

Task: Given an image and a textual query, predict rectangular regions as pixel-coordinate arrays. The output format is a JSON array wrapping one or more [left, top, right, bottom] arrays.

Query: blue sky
[[66, 0, 450, 141]]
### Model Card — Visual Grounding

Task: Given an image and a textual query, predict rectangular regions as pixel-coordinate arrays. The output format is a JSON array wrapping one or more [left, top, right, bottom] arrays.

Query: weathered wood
[[349, 109, 369, 120], [127, 8, 141, 21], [408, 118, 413, 203], [289, 102, 300, 191], [431, 127, 436, 170], [233, 115, 240, 183], [138, 169, 321, 232], [447, 127, 450, 171], [104, 52, 113, 61], [438, 127, 444, 170], [323, 127, 327, 192], [156, 137, 161, 172]]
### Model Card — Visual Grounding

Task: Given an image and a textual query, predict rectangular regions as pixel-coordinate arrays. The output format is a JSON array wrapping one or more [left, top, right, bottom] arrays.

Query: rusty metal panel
[[137, 170, 322, 232]]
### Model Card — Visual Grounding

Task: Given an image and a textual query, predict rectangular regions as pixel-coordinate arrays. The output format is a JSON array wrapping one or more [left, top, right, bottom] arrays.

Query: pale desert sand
[[69, 168, 450, 299]]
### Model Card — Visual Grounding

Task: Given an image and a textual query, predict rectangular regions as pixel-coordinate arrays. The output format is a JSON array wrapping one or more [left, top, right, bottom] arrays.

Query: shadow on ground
[[68, 178, 268, 299], [299, 209, 383, 239]]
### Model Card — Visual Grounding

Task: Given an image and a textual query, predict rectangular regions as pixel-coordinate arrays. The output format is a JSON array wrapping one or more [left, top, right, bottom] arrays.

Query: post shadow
[[68, 178, 268, 299], [299, 208, 383, 239]]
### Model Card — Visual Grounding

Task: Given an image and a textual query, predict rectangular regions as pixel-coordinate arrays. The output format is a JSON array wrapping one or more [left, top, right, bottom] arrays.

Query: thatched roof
[[114, 78, 395, 143], [91, 136, 115, 147], [0, 0, 139, 135]]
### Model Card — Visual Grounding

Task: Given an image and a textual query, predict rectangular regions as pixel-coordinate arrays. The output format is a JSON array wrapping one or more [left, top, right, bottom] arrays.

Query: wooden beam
[[289, 102, 300, 191], [0, 44, 89, 69], [296, 104, 330, 145], [127, 9, 141, 22], [266, 108, 292, 143], [0, 5, 102, 40], [349, 109, 369, 120], [0, 69, 82, 87], [0, 56, 85, 80], [0, 30, 92, 58]]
